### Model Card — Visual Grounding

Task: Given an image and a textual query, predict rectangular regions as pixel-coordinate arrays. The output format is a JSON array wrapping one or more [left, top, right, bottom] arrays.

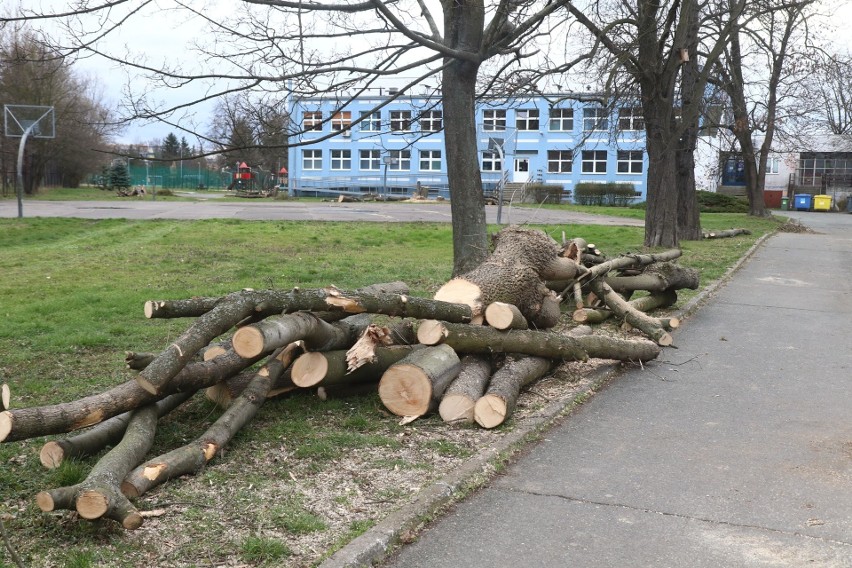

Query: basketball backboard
[[4, 105, 56, 139]]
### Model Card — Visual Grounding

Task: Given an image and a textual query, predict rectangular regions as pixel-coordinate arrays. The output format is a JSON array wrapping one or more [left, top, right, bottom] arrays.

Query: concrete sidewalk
[[376, 211, 852, 567]]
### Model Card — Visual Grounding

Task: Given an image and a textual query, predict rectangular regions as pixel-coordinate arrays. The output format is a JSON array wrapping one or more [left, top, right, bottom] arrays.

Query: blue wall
[[287, 93, 647, 201]]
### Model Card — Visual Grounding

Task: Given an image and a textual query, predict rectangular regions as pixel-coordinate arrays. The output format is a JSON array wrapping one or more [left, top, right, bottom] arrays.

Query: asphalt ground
[[0, 198, 643, 227], [368, 210, 852, 568]]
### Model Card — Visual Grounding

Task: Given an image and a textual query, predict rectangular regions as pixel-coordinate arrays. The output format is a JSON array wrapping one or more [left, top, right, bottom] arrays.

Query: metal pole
[[495, 142, 505, 225], [15, 125, 35, 219]]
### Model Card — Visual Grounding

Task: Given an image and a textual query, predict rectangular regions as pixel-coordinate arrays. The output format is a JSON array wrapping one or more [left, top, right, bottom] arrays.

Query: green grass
[[0, 212, 783, 566]]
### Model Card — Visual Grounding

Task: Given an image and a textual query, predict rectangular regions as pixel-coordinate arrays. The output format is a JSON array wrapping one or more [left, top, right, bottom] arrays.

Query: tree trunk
[[582, 249, 682, 282], [438, 354, 493, 423], [232, 312, 361, 359], [144, 296, 221, 319], [702, 228, 752, 239], [378, 344, 462, 417], [417, 320, 661, 362], [39, 391, 195, 469], [441, 4, 488, 276], [291, 345, 424, 388], [1, 349, 265, 443], [473, 355, 553, 429]]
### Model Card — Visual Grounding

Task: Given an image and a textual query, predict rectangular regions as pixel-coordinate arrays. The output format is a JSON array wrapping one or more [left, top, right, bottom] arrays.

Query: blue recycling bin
[[794, 194, 812, 211]]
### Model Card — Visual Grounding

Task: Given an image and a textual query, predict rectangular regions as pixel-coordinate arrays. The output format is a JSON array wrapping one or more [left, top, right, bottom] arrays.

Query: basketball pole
[[15, 123, 37, 219]]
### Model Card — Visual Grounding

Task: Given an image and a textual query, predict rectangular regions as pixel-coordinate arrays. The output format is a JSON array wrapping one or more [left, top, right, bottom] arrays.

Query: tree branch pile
[[0, 226, 697, 529]]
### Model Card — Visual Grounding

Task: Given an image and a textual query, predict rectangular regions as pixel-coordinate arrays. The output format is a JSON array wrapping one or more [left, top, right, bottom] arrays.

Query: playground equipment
[[228, 162, 278, 197]]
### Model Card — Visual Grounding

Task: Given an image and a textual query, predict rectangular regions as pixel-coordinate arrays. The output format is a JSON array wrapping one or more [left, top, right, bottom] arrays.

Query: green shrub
[[523, 183, 568, 203], [574, 182, 638, 206], [696, 191, 749, 213], [154, 188, 175, 197]]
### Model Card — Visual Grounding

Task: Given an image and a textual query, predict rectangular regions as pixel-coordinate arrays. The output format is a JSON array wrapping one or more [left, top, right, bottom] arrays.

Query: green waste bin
[[781, 197, 788, 210]]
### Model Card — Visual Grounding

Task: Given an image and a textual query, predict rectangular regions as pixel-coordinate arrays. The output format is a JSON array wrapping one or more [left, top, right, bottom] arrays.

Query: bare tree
[[14, 0, 579, 275], [566, 0, 747, 247], [712, 0, 814, 217], [803, 50, 852, 136], [0, 27, 115, 194]]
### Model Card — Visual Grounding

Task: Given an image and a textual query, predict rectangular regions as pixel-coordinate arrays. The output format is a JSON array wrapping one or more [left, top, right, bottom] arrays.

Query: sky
[[26, 0, 852, 147]]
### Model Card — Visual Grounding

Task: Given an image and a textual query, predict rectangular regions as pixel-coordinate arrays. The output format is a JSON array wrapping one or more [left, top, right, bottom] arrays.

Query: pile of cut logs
[[0, 225, 699, 529]]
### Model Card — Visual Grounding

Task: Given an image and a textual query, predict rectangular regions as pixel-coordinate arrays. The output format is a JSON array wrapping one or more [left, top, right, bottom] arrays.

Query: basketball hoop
[[4, 105, 56, 218]]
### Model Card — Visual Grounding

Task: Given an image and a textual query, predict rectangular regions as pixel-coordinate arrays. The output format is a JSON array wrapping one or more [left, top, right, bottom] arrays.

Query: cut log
[[39, 391, 195, 469], [125, 352, 157, 371], [36, 399, 169, 529], [702, 228, 752, 239], [587, 280, 673, 346], [603, 263, 699, 294], [438, 355, 493, 423], [1, 384, 9, 411], [121, 350, 285, 499], [378, 344, 462, 417], [345, 319, 417, 372], [434, 226, 569, 328], [473, 355, 553, 429], [416, 320, 661, 362], [205, 342, 302, 408], [144, 296, 221, 319], [484, 302, 529, 331], [582, 249, 683, 282], [232, 312, 353, 359], [1, 348, 265, 444], [292, 345, 424, 388], [573, 289, 678, 324]]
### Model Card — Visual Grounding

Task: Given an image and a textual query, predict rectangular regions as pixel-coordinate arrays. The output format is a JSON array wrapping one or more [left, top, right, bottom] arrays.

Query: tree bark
[[473, 355, 553, 429], [582, 249, 683, 282], [442, 4, 488, 276], [36, 400, 167, 529], [39, 391, 195, 469], [205, 343, 302, 408], [232, 312, 358, 359], [378, 344, 462, 417], [438, 354, 492, 423], [417, 320, 661, 362], [292, 345, 424, 388], [1, 349, 264, 443], [144, 296, 221, 319], [573, 290, 678, 324], [702, 228, 752, 239], [603, 263, 699, 293], [587, 280, 673, 346], [121, 352, 283, 499]]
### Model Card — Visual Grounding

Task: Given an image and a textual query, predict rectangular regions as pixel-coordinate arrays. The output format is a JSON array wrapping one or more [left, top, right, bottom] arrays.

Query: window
[[388, 149, 411, 171], [617, 151, 643, 174], [303, 111, 322, 131], [330, 149, 351, 170], [581, 150, 607, 173], [549, 108, 574, 131], [618, 107, 644, 131], [482, 151, 502, 171], [360, 149, 380, 171], [516, 109, 540, 131], [420, 110, 443, 132], [360, 111, 381, 132], [768, 157, 781, 174], [583, 107, 609, 131], [483, 109, 506, 131], [302, 149, 322, 170], [390, 110, 412, 131], [547, 150, 573, 173], [420, 150, 442, 171], [331, 111, 351, 131]]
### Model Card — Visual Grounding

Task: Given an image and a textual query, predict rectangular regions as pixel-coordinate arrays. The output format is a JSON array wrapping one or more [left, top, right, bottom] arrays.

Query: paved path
[[0, 199, 643, 226], [381, 211, 852, 567]]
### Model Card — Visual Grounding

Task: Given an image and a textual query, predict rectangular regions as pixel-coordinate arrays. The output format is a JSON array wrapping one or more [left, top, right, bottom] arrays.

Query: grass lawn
[[0, 213, 782, 567]]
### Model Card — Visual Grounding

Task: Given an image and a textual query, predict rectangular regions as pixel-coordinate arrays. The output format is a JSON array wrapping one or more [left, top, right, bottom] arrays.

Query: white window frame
[[618, 107, 644, 131], [388, 149, 411, 171], [583, 107, 609, 132], [303, 111, 322, 131], [581, 150, 607, 174], [483, 109, 507, 131], [516, 109, 540, 131], [482, 151, 502, 171], [420, 110, 443, 132], [617, 150, 643, 174], [331, 111, 351, 132], [360, 111, 381, 132], [547, 150, 573, 173], [360, 149, 380, 171], [549, 108, 574, 132], [390, 110, 412, 132], [330, 149, 352, 170], [419, 149, 442, 171], [302, 149, 322, 170], [768, 156, 781, 174]]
